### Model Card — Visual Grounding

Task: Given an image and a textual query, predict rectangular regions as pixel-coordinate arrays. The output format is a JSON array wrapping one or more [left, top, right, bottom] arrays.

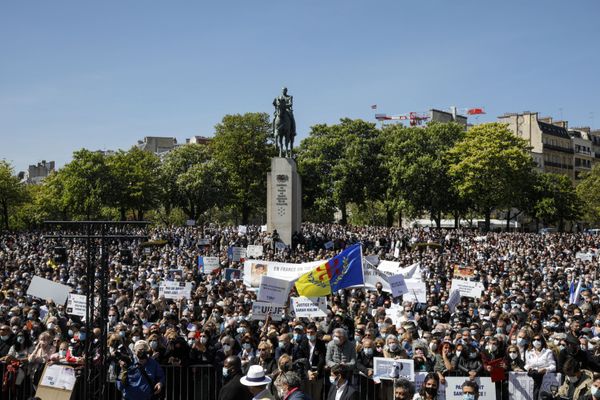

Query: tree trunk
[[398, 209, 403, 228], [454, 212, 460, 229], [559, 218, 565, 232], [2, 201, 9, 230], [340, 204, 348, 226], [433, 211, 441, 228], [385, 207, 394, 228], [506, 209, 511, 232], [120, 207, 126, 221], [484, 209, 491, 232], [242, 204, 250, 225]]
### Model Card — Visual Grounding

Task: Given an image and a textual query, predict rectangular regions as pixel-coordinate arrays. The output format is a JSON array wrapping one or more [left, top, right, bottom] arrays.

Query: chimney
[[553, 120, 568, 129], [450, 106, 457, 121]]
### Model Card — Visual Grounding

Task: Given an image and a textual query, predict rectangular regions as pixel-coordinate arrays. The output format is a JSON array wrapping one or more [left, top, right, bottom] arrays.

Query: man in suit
[[297, 323, 326, 400], [240, 365, 275, 400], [327, 364, 358, 400], [219, 355, 252, 400]]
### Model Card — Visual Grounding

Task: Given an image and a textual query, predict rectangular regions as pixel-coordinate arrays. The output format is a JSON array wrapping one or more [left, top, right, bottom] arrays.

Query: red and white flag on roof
[[467, 108, 486, 115]]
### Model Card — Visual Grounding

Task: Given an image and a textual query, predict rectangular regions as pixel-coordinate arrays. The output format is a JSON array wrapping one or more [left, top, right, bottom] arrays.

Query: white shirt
[[335, 382, 348, 400], [309, 340, 315, 362], [524, 348, 556, 372]]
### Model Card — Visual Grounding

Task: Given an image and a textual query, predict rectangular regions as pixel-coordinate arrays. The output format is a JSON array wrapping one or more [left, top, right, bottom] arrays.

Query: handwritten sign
[[251, 301, 286, 321], [291, 297, 327, 318], [159, 281, 192, 300], [258, 276, 292, 305]]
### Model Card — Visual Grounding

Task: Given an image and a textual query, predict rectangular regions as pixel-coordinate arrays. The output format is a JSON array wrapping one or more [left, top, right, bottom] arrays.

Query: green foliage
[[383, 122, 465, 227], [576, 164, 600, 226], [447, 123, 536, 231], [533, 173, 581, 230], [211, 112, 275, 224], [297, 118, 385, 224], [0, 160, 27, 230]]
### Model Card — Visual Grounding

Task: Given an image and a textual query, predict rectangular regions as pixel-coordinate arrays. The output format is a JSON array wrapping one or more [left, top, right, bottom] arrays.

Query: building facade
[[18, 160, 55, 184], [569, 127, 595, 180], [136, 136, 178, 155]]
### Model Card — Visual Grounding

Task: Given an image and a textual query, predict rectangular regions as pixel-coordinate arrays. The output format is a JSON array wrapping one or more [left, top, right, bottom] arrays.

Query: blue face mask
[[79, 332, 86, 341], [293, 334, 302, 342], [463, 394, 475, 400], [222, 367, 229, 378]]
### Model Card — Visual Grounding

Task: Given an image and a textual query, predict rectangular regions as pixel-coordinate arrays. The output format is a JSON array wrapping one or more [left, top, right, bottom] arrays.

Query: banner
[[388, 274, 408, 298], [350, 262, 391, 292], [198, 256, 220, 274], [450, 279, 484, 299], [415, 372, 446, 400], [576, 252, 594, 261], [508, 372, 562, 400], [444, 377, 494, 400], [66, 293, 87, 318], [405, 279, 427, 303], [373, 357, 414, 381], [27, 276, 72, 305], [243, 260, 323, 288], [251, 301, 286, 321], [377, 261, 421, 280], [246, 245, 264, 258], [258, 276, 292, 305], [291, 297, 328, 318], [447, 289, 461, 313], [159, 281, 193, 300]]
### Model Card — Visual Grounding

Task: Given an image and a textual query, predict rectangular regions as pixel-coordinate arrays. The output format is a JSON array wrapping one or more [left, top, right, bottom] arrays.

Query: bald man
[[219, 355, 252, 400]]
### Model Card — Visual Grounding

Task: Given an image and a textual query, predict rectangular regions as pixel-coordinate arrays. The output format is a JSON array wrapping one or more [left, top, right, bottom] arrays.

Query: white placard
[[444, 377, 494, 400], [388, 274, 408, 298], [66, 293, 87, 317], [231, 247, 247, 262], [159, 281, 193, 300], [508, 372, 562, 400], [405, 279, 427, 303], [243, 260, 324, 288], [352, 262, 392, 292], [450, 279, 483, 299], [198, 238, 211, 246], [415, 372, 446, 400], [40, 364, 77, 390], [447, 289, 461, 313], [378, 261, 421, 280], [261, 225, 268, 232], [198, 256, 220, 274], [251, 301, 286, 321], [258, 276, 292, 305], [364, 255, 379, 266], [246, 245, 264, 258], [324, 241, 334, 249], [393, 247, 400, 258], [372, 357, 414, 381], [27, 276, 72, 305], [238, 225, 247, 235], [576, 252, 593, 261], [291, 297, 328, 318], [186, 219, 196, 226]]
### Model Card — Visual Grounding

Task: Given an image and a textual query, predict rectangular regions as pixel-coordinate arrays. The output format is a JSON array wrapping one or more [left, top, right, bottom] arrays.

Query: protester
[[219, 355, 253, 400], [116, 340, 165, 400], [326, 364, 357, 400], [240, 364, 275, 400]]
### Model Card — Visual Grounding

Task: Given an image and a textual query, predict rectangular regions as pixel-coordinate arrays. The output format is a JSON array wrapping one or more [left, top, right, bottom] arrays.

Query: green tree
[[532, 173, 581, 231], [383, 122, 465, 227], [0, 160, 27, 230], [211, 113, 275, 224], [107, 147, 162, 220], [447, 122, 536, 231], [576, 164, 600, 226], [59, 149, 112, 220], [297, 119, 385, 224]]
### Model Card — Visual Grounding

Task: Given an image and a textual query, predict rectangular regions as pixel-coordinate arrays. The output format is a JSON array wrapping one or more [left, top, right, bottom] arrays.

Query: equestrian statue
[[272, 87, 297, 158]]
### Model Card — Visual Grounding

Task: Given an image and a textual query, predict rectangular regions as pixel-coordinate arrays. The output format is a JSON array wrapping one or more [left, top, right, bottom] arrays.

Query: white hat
[[240, 365, 272, 386]]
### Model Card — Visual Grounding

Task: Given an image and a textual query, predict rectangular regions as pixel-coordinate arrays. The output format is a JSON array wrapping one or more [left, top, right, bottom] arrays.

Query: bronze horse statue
[[273, 88, 296, 158]]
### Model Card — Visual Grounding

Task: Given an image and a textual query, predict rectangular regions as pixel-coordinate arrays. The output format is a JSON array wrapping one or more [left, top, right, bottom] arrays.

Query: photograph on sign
[[243, 260, 323, 288], [373, 357, 414, 381], [224, 268, 242, 281], [199, 256, 220, 274]]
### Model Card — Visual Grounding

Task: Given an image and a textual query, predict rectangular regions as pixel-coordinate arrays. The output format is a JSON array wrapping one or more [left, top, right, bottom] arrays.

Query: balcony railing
[[543, 143, 574, 154]]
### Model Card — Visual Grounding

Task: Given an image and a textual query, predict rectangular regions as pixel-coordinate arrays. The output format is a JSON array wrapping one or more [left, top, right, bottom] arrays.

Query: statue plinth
[[267, 157, 302, 247]]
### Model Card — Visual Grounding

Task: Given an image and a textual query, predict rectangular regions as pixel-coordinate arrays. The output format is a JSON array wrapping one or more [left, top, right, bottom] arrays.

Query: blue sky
[[2, 1, 599, 172]]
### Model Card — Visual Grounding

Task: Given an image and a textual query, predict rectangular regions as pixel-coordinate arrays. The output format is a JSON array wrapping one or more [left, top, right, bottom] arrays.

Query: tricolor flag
[[295, 244, 364, 297]]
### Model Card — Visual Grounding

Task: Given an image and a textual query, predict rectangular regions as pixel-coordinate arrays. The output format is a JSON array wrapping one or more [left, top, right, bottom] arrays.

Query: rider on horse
[[273, 87, 297, 157]]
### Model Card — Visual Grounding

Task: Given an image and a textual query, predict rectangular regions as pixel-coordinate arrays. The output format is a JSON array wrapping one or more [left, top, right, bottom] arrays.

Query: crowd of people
[[2, 224, 600, 400]]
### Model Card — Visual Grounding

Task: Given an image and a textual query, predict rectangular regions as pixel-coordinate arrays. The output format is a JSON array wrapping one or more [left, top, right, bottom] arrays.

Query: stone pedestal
[[267, 157, 302, 247]]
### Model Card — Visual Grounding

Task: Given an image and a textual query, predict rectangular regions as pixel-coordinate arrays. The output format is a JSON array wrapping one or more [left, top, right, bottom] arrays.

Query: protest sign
[[324, 241, 334, 250], [388, 274, 408, 298], [159, 281, 193, 300], [378, 261, 421, 280], [351, 262, 392, 293], [27, 276, 72, 305], [508, 372, 561, 400], [66, 293, 87, 318], [186, 219, 195, 226], [415, 372, 446, 400], [243, 260, 323, 288], [275, 241, 287, 250], [231, 247, 246, 262], [450, 279, 483, 299], [453, 264, 475, 279], [246, 245, 264, 258], [198, 238, 211, 246], [251, 301, 286, 321], [238, 225, 247, 234], [291, 297, 327, 318], [364, 255, 379, 266], [447, 289, 461, 313], [445, 377, 494, 400], [576, 252, 594, 261], [373, 357, 414, 381], [261, 225, 268, 232], [405, 279, 427, 303], [258, 276, 292, 305], [40, 364, 77, 390], [198, 256, 220, 274], [224, 268, 242, 281]]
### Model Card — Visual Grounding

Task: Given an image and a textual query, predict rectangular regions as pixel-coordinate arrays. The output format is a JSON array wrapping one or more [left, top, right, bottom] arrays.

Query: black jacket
[[327, 383, 358, 400], [218, 372, 252, 400], [297, 339, 326, 378]]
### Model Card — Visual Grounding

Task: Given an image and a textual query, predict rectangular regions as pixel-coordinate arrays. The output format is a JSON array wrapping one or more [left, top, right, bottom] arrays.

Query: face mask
[[237, 327, 246, 334], [242, 343, 251, 350], [429, 343, 438, 352], [425, 387, 438, 396], [108, 316, 117, 324], [17, 336, 25, 344], [509, 352, 518, 360], [68, 330, 74, 337], [463, 394, 476, 400], [200, 337, 208, 344], [59, 350, 67, 357], [487, 345, 497, 352], [567, 374, 579, 383], [533, 340, 542, 349], [202, 313, 208, 319], [222, 344, 231, 353], [389, 343, 399, 352], [47, 323, 55, 330], [187, 339, 195, 346], [363, 348, 373, 356], [333, 337, 341, 346], [558, 345, 565, 352], [591, 386, 599, 397], [222, 367, 229, 378], [329, 376, 338, 384], [517, 338, 527, 347], [150, 341, 158, 350], [581, 345, 587, 351], [0, 335, 9, 341], [119, 331, 126, 338], [354, 335, 361, 342], [469, 352, 478, 359], [307, 334, 316, 342], [294, 334, 302, 342], [456, 351, 462, 358]]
